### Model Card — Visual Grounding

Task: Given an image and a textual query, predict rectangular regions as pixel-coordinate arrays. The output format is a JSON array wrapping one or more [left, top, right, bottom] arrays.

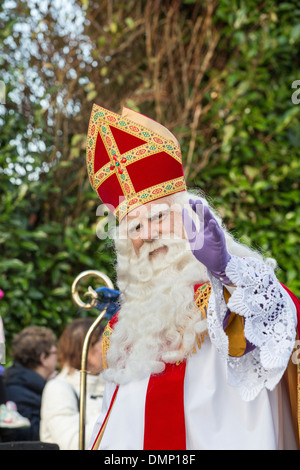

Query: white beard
[[103, 190, 271, 385], [103, 236, 208, 385]]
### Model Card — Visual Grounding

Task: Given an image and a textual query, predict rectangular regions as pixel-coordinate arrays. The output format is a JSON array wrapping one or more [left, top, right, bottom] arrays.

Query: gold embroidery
[[86, 104, 186, 221], [176, 284, 211, 364], [191, 283, 211, 353], [115, 177, 185, 221], [102, 322, 113, 370], [194, 283, 212, 313]]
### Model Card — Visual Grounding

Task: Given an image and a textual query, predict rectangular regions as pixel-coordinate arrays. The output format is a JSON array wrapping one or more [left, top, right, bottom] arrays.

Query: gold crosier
[[71, 270, 114, 451]]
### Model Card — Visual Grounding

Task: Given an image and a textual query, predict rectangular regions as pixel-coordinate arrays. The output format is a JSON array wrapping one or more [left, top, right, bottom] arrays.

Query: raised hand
[[182, 199, 231, 283]]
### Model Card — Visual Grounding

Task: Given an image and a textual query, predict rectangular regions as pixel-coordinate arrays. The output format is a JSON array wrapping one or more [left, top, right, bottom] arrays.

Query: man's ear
[[39, 351, 47, 366]]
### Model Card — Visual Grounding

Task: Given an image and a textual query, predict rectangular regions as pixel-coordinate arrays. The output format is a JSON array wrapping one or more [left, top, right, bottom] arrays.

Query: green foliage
[[0, 143, 115, 357], [187, 0, 300, 293], [0, 1, 116, 355], [0, 0, 299, 359]]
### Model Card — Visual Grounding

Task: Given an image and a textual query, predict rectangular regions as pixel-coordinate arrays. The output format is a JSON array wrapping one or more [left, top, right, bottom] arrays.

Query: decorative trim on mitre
[[115, 176, 186, 220], [86, 104, 186, 220]]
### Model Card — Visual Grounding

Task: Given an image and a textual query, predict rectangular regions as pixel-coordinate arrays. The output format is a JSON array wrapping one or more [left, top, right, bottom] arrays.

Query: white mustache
[[138, 239, 165, 258], [138, 237, 189, 260]]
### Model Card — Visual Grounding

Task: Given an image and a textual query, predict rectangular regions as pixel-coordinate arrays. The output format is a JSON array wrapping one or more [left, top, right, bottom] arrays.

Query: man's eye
[[129, 223, 141, 233], [153, 211, 168, 222]]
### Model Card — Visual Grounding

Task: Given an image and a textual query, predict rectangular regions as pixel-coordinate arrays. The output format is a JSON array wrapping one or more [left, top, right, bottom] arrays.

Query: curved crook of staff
[[71, 270, 114, 451]]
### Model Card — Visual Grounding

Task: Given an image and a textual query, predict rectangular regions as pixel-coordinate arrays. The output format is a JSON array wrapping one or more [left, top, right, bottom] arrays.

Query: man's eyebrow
[[126, 204, 170, 231], [147, 204, 170, 219], [127, 217, 141, 232]]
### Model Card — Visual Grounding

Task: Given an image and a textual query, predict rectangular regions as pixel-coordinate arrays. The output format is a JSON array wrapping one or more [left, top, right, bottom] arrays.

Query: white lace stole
[[207, 256, 297, 401]]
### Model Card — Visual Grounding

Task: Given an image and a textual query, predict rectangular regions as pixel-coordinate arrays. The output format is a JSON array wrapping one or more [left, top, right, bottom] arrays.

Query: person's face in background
[[87, 338, 103, 375], [39, 346, 58, 380]]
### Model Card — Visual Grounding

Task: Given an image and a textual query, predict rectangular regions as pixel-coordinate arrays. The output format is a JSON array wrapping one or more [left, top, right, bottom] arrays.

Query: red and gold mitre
[[86, 104, 186, 221]]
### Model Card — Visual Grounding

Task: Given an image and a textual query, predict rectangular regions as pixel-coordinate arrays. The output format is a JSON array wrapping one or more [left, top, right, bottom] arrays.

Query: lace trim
[[207, 256, 297, 401]]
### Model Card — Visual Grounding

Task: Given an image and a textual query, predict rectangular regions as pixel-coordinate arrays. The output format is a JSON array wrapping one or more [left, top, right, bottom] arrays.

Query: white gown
[[89, 256, 298, 450], [89, 338, 297, 450]]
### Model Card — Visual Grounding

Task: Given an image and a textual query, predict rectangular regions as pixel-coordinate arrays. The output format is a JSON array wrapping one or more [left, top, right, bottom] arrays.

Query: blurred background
[[0, 0, 299, 356]]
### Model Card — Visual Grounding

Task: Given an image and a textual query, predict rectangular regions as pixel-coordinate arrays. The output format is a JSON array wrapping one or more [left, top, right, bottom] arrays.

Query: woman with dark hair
[[40, 318, 105, 450], [4, 326, 57, 441]]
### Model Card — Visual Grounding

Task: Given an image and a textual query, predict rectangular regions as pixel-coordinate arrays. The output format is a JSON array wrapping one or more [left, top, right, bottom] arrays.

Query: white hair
[[103, 190, 276, 384]]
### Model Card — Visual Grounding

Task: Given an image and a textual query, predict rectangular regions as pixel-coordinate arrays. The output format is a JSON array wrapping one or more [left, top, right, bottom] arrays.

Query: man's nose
[[140, 222, 159, 241]]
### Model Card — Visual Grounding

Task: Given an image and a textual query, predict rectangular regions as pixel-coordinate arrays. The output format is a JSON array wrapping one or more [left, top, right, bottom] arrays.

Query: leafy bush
[[0, 0, 299, 358]]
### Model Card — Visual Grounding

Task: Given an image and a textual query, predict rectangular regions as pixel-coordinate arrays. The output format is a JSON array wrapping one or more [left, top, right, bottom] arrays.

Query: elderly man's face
[[125, 197, 185, 258]]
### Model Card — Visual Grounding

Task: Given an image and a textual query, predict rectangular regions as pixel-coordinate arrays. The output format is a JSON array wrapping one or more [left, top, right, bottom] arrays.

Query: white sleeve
[[40, 379, 81, 450], [207, 255, 297, 401]]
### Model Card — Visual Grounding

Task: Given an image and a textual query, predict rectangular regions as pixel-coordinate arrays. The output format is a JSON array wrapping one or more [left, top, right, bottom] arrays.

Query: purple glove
[[182, 199, 232, 284]]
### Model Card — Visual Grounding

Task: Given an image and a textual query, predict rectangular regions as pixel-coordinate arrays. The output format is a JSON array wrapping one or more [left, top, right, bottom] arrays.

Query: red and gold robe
[[90, 282, 300, 450]]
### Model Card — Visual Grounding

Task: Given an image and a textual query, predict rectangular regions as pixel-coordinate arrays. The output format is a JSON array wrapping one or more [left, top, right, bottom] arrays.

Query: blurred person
[[0, 290, 31, 435], [40, 318, 105, 450], [4, 326, 57, 441], [86, 105, 300, 450], [0, 289, 4, 365], [0, 362, 31, 433], [0, 290, 6, 422]]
